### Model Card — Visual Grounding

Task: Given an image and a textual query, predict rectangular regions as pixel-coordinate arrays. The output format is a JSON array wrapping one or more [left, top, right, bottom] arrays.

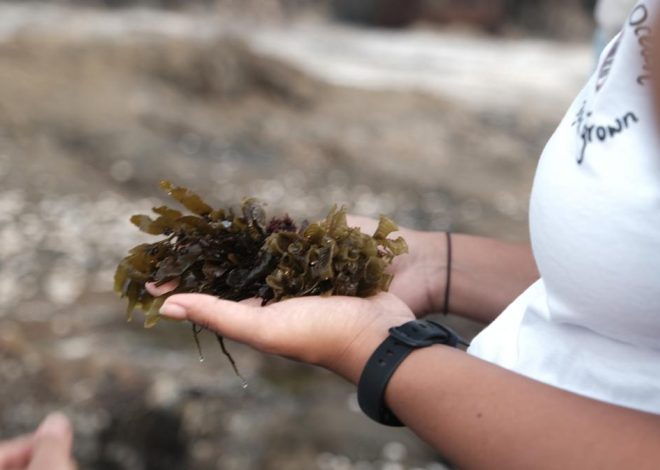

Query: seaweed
[[114, 181, 408, 372]]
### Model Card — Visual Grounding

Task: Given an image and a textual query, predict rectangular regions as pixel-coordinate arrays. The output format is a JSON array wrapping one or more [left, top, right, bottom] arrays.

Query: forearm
[[347, 215, 538, 323], [427, 233, 539, 324], [337, 337, 660, 470], [388, 346, 660, 470]]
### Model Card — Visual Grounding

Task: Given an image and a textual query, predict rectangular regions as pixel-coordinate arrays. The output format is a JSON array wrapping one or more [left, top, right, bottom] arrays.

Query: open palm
[[147, 214, 437, 378], [150, 284, 415, 382]]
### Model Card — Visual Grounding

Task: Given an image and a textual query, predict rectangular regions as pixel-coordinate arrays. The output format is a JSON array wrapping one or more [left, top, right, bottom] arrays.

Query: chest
[[529, 83, 660, 348]]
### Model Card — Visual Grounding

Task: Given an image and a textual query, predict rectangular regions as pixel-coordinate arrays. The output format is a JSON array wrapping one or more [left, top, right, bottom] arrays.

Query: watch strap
[[357, 334, 413, 427], [357, 319, 468, 427]]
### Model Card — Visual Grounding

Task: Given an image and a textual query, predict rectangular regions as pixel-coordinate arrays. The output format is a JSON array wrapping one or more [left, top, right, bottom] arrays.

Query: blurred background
[[0, 1, 598, 469]]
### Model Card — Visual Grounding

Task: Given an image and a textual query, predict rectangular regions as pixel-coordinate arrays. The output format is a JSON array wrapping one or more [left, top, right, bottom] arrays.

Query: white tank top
[[468, 1, 660, 414]]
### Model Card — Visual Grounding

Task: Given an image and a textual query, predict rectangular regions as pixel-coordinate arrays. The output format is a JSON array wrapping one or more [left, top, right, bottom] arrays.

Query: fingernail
[[159, 302, 187, 320], [37, 413, 70, 437]]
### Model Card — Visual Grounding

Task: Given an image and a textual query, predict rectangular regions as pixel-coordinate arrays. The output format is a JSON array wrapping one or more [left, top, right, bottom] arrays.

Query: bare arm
[[334, 330, 660, 470], [348, 215, 539, 324], [449, 234, 539, 324], [155, 291, 660, 470]]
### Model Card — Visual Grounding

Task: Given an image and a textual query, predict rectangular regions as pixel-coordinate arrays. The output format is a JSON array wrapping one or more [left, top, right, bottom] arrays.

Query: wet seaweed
[[114, 181, 408, 372]]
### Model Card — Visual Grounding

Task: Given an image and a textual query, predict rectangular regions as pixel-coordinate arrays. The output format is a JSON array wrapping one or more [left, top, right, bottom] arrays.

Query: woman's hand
[[0, 413, 76, 470], [149, 283, 415, 383], [145, 214, 429, 380], [346, 215, 447, 317], [348, 215, 540, 324]]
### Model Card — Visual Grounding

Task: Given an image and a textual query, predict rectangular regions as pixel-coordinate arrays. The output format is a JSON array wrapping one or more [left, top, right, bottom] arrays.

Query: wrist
[[358, 319, 469, 426], [419, 231, 451, 314], [322, 297, 416, 384], [328, 322, 392, 384]]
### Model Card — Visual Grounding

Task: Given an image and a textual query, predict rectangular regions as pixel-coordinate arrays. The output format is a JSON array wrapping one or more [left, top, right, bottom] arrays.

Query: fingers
[[146, 280, 179, 297], [159, 294, 263, 346], [0, 434, 34, 470], [28, 413, 75, 470]]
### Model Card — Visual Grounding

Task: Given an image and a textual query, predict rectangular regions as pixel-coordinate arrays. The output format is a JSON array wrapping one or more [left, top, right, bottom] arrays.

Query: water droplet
[[241, 380, 249, 389], [199, 356, 205, 363]]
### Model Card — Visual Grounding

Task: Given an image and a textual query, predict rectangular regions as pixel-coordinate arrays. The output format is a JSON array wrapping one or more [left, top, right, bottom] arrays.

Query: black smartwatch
[[357, 319, 469, 427]]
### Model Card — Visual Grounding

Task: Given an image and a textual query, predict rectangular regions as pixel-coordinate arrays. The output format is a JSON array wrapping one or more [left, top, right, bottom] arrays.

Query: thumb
[[160, 294, 263, 346], [28, 413, 74, 470]]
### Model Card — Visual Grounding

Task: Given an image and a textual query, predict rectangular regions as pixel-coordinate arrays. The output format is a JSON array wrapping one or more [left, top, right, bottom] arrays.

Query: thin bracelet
[[443, 231, 452, 315]]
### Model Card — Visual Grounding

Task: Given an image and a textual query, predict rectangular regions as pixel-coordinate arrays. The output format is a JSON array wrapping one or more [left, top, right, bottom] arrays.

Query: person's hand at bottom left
[[0, 413, 76, 470]]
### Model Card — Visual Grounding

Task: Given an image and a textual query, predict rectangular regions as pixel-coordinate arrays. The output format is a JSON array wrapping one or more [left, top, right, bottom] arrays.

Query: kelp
[[114, 181, 408, 373]]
